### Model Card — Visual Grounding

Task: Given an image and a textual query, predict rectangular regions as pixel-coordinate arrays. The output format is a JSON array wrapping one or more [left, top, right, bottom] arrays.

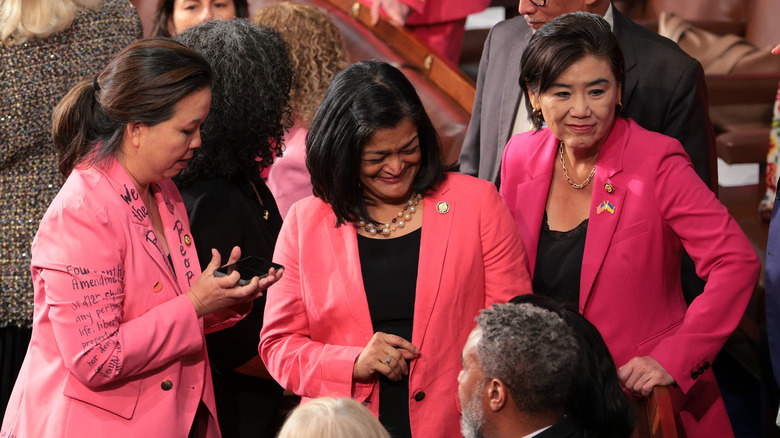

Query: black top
[[180, 176, 282, 371], [536, 416, 590, 438], [358, 228, 421, 438], [533, 212, 587, 308], [178, 176, 284, 438]]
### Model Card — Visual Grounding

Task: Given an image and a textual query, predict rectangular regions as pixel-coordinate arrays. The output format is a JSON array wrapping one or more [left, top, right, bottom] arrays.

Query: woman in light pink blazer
[[260, 61, 532, 438], [500, 13, 759, 437], [1, 39, 280, 438]]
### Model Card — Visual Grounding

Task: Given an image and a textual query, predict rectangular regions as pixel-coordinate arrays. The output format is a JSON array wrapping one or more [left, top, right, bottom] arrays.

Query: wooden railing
[[318, 0, 477, 114]]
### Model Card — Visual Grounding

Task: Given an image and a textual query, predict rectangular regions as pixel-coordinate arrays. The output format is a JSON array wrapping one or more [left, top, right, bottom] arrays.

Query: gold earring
[[617, 101, 623, 112]]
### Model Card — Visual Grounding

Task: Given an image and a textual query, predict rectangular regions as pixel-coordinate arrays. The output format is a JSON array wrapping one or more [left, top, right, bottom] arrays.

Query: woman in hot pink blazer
[[500, 13, 758, 437], [260, 61, 531, 438], [1, 40, 278, 438]]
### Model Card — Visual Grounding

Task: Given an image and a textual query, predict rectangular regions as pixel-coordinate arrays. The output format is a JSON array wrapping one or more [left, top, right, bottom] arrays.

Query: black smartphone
[[214, 256, 284, 286]]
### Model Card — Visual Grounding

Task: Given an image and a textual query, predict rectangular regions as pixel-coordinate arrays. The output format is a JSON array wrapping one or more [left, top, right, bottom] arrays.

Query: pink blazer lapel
[[505, 131, 557, 276], [324, 216, 375, 340], [152, 181, 201, 293], [411, 181, 455, 358], [580, 119, 629, 310], [103, 160, 182, 299]]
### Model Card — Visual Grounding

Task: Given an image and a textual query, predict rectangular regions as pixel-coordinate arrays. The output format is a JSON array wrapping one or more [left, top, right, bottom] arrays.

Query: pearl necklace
[[359, 193, 422, 236], [559, 142, 596, 190]]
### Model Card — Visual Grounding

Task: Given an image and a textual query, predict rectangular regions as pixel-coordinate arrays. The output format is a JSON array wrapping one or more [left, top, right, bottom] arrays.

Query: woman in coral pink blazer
[[500, 14, 758, 437], [260, 61, 531, 438], [1, 40, 278, 438]]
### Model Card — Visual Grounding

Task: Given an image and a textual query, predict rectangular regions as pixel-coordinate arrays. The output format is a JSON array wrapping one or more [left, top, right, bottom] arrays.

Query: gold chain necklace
[[559, 142, 596, 189]]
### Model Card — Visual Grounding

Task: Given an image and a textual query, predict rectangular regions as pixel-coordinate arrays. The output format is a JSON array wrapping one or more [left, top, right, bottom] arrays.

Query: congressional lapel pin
[[604, 182, 614, 194], [153, 281, 163, 293], [436, 201, 450, 214], [183, 234, 192, 246], [597, 201, 615, 215]]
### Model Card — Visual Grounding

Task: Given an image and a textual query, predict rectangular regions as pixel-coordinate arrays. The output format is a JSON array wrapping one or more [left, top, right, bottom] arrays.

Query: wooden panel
[[706, 74, 780, 106], [716, 129, 771, 165], [629, 386, 678, 438], [647, 386, 677, 438], [320, 0, 477, 113]]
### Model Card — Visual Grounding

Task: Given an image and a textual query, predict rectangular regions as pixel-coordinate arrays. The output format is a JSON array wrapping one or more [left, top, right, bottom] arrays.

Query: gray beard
[[460, 389, 486, 438]]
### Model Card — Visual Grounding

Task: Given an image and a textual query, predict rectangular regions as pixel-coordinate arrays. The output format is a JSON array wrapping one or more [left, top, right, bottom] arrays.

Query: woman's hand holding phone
[[187, 246, 284, 318]]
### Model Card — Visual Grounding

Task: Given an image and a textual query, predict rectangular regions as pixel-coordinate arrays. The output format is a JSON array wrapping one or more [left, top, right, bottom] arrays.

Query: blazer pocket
[[63, 372, 141, 419], [611, 220, 649, 246], [636, 318, 684, 357]]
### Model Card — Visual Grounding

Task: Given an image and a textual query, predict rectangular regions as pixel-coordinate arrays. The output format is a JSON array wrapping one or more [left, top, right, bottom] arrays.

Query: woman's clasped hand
[[353, 332, 420, 381]]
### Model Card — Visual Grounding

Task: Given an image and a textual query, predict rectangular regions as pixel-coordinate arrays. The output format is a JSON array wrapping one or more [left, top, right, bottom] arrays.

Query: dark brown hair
[[52, 38, 212, 176], [151, 0, 249, 37]]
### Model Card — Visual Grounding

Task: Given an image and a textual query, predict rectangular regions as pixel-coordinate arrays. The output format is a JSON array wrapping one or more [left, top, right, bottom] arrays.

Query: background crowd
[[0, 0, 775, 437]]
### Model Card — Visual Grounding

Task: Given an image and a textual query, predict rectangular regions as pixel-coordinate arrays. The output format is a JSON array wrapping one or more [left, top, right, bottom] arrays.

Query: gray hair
[[174, 18, 293, 187], [475, 303, 578, 413]]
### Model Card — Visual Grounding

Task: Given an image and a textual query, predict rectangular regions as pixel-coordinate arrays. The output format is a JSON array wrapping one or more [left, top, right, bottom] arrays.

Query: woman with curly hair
[[254, 2, 348, 218], [173, 19, 293, 438]]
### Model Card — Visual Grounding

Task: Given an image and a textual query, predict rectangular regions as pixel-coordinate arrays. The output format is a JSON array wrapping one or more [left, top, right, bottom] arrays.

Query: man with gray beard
[[457, 303, 582, 438]]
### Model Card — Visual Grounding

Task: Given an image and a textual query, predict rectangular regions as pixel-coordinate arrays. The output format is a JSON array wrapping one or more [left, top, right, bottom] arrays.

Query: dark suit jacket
[[536, 417, 588, 438], [766, 192, 780, 388], [460, 5, 716, 190]]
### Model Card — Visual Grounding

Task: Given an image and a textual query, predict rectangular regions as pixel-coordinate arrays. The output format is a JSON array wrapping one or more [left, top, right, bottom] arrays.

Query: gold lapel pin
[[183, 234, 192, 246], [436, 201, 450, 214], [153, 281, 163, 293], [604, 182, 614, 194]]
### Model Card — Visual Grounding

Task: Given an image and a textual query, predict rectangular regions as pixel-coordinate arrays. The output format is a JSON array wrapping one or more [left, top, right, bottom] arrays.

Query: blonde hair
[[277, 397, 391, 438], [253, 2, 347, 127], [0, 0, 101, 45]]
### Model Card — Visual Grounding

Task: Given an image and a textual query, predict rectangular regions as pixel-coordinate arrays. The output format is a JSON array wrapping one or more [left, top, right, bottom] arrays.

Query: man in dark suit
[[767, 188, 780, 426], [764, 44, 780, 424], [458, 303, 586, 438], [459, 0, 716, 191]]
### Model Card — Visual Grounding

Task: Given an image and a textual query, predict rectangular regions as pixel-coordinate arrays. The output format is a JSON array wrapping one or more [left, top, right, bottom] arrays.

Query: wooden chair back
[[630, 386, 678, 438]]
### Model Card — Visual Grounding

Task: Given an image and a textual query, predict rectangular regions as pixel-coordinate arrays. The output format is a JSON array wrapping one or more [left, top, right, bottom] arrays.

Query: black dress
[[179, 176, 284, 438], [533, 212, 588, 309], [357, 228, 421, 438]]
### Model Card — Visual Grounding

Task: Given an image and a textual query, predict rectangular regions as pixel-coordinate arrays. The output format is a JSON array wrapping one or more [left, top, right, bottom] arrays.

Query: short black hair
[[520, 11, 625, 129], [306, 60, 446, 226]]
